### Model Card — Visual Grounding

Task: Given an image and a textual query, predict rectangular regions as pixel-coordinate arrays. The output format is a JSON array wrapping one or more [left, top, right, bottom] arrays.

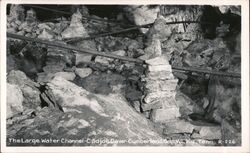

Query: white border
[[1, 0, 249, 153]]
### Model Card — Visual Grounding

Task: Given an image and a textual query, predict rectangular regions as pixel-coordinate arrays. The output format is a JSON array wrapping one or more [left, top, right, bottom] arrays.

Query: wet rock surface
[[6, 4, 241, 146]]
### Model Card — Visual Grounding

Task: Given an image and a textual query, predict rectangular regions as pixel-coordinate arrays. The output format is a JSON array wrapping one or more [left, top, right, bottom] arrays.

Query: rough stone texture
[[175, 91, 205, 117], [144, 79, 178, 92], [7, 77, 164, 146], [8, 4, 25, 22], [146, 71, 174, 80], [74, 73, 126, 95], [95, 56, 113, 65], [61, 10, 89, 39], [141, 101, 163, 111], [112, 50, 126, 56], [141, 43, 180, 122], [54, 72, 76, 81], [75, 68, 93, 78], [148, 65, 172, 72], [124, 6, 160, 33], [146, 16, 173, 42], [7, 70, 41, 110], [7, 83, 24, 118], [145, 56, 169, 66], [191, 126, 222, 140], [163, 120, 197, 134], [75, 53, 93, 65], [150, 107, 181, 123], [143, 39, 162, 60], [143, 91, 175, 104], [218, 5, 241, 15], [37, 29, 54, 40]]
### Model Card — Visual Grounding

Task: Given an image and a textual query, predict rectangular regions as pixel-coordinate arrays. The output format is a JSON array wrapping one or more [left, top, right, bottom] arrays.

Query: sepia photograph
[[1, 0, 249, 152]]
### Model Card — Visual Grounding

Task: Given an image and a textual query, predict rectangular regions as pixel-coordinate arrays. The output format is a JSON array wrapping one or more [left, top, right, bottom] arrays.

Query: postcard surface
[[1, 0, 249, 152]]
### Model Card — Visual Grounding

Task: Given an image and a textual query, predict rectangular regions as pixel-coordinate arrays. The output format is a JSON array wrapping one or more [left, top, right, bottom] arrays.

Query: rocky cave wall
[[6, 4, 241, 146]]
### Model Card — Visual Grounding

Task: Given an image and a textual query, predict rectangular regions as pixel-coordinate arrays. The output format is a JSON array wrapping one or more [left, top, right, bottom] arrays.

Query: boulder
[[75, 68, 93, 78], [7, 70, 41, 110], [7, 76, 164, 146], [7, 83, 24, 118], [54, 72, 76, 81], [74, 73, 125, 95]]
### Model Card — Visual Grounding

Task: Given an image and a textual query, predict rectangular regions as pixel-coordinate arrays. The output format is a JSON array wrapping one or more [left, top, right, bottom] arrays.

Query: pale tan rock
[[75, 53, 93, 65]]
